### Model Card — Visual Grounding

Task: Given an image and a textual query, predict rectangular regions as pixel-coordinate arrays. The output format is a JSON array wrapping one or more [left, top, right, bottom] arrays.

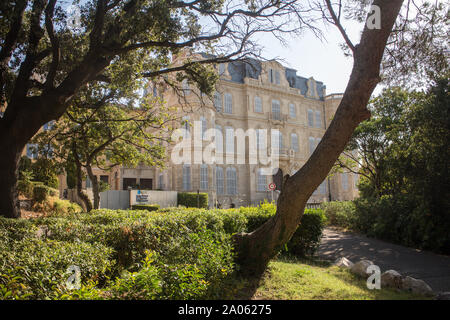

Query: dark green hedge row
[[177, 192, 208, 208], [0, 202, 326, 300], [131, 204, 160, 211]]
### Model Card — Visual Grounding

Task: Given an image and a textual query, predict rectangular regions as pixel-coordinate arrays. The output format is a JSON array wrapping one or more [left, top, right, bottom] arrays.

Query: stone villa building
[[26, 54, 359, 208]]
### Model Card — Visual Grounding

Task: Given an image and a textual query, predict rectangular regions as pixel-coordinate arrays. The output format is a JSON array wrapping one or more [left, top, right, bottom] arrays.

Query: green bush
[[177, 192, 208, 208], [322, 201, 357, 229], [131, 204, 160, 212], [50, 199, 83, 216], [286, 209, 327, 257], [18, 179, 34, 198], [0, 201, 326, 300], [32, 184, 58, 203], [31, 158, 59, 189], [0, 236, 114, 299]]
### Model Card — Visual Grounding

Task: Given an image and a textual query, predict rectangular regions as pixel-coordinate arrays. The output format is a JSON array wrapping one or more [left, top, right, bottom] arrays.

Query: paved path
[[316, 228, 450, 292]]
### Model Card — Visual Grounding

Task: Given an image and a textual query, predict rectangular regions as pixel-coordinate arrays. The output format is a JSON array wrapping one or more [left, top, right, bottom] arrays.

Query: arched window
[[216, 167, 224, 194], [226, 167, 237, 195], [257, 168, 267, 192], [291, 133, 299, 152], [307, 109, 314, 127], [225, 126, 234, 154], [214, 92, 222, 112], [215, 125, 223, 153], [308, 137, 315, 155], [182, 79, 190, 95], [182, 165, 191, 191], [200, 165, 208, 190], [200, 116, 207, 139], [224, 93, 232, 114], [342, 173, 349, 191]]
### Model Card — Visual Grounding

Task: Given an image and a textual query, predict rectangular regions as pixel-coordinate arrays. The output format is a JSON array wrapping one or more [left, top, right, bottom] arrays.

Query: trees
[[338, 80, 450, 253], [233, 0, 405, 276], [0, 0, 306, 218], [34, 95, 173, 211]]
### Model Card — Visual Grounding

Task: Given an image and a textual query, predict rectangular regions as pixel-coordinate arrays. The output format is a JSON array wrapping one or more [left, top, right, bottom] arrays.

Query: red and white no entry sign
[[268, 182, 276, 191]]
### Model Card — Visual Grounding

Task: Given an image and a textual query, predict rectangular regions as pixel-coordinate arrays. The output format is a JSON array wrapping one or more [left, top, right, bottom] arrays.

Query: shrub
[[322, 201, 357, 229], [18, 179, 34, 198], [177, 192, 208, 208], [31, 158, 59, 189], [131, 204, 160, 212], [50, 199, 83, 216], [32, 184, 58, 203], [286, 209, 327, 257], [0, 236, 114, 299]]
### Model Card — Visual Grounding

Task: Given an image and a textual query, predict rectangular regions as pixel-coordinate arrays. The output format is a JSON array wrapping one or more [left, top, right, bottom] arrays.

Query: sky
[[257, 19, 366, 95]]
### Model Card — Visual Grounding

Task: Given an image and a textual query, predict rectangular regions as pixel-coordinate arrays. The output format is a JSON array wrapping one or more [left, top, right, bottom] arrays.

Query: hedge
[[0, 202, 326, 300], [32, 184, 58, 203], [131, 204, 160, 212], [177, 192, 208, 208]]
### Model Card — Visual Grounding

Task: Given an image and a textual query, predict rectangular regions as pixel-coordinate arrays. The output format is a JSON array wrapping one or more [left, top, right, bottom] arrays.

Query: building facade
[[26, 56, 359, 208]]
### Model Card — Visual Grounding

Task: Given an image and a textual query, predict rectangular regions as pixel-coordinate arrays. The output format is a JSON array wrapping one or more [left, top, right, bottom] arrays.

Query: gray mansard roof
[[198, 53, 326, 100]]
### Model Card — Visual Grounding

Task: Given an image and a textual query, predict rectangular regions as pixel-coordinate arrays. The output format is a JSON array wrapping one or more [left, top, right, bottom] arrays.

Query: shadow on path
[[316, 228, 450, 292]]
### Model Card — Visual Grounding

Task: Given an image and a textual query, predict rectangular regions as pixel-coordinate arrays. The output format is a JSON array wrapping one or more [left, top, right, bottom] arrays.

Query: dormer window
[[269, 68, 280, 84]]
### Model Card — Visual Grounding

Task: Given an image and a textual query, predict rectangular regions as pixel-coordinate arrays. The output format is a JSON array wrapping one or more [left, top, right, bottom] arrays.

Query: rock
[[350, 260, 374, 277], [381, 270, 403, 289], [435, 292, 450, 300], [334, 257, 354, 269], [401, 276, 434, 297]]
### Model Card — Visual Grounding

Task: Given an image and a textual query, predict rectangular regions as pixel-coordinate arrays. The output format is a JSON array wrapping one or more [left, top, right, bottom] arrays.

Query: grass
[[233, 257, 429, 300]]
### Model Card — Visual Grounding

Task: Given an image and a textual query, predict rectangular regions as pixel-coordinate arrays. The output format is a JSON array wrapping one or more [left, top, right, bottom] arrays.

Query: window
[[214, 92, 222, 112], [225, 127, 234, 154], [291, 133, 299, 152], [182, 79, 190, 95], [308, 137, 315, 155], [289, 103, 296, 118], [342, 173, 349, 191], [269, 68, 274, 83], [315, 110, 322, 128], [319, 180, 327, 194], [215, 125, 223, 153], [316, 138, 321, 151], [257, 168, 267, 192], [216, 167, 224, 194], [218, 63, 226, 76], [256, 129, 266, 151], [182, 116, 190, 138], [254, 96, 262, 113], [271, 130, 282, 153], [182, 165, 191, 191], [226, 167, 237, 195], [122, 178, 136, 190], [307, 109, 314, 127], [158, 173, 164, 190], [200, 165, 208, 190], [100, 175, 109, 183], [354, 174, 359, 188], [140, 178, 153, 190], [26, 144, 38, 159], [224, 93, 232, 114], [200, 116, 207, 139], [275, 70, 280, 84], [271, 100, 281, 120]]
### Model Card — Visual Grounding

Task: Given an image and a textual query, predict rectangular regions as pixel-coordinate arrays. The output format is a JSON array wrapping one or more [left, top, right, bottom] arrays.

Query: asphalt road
[[316, 228, 450, 293]]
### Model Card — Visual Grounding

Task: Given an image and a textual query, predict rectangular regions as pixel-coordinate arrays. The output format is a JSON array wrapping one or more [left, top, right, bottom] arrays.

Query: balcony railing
[[268, 112, 287, 122]]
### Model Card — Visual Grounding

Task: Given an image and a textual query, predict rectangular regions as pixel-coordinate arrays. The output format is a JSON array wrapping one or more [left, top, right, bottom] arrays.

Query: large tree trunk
[[234, 0, 404, 277], [0, 137, 23, 218], [86, 164, 100, 210]]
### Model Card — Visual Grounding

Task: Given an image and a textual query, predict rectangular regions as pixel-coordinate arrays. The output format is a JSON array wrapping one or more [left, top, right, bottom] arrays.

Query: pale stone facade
[[24, 56, 358, 208]]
